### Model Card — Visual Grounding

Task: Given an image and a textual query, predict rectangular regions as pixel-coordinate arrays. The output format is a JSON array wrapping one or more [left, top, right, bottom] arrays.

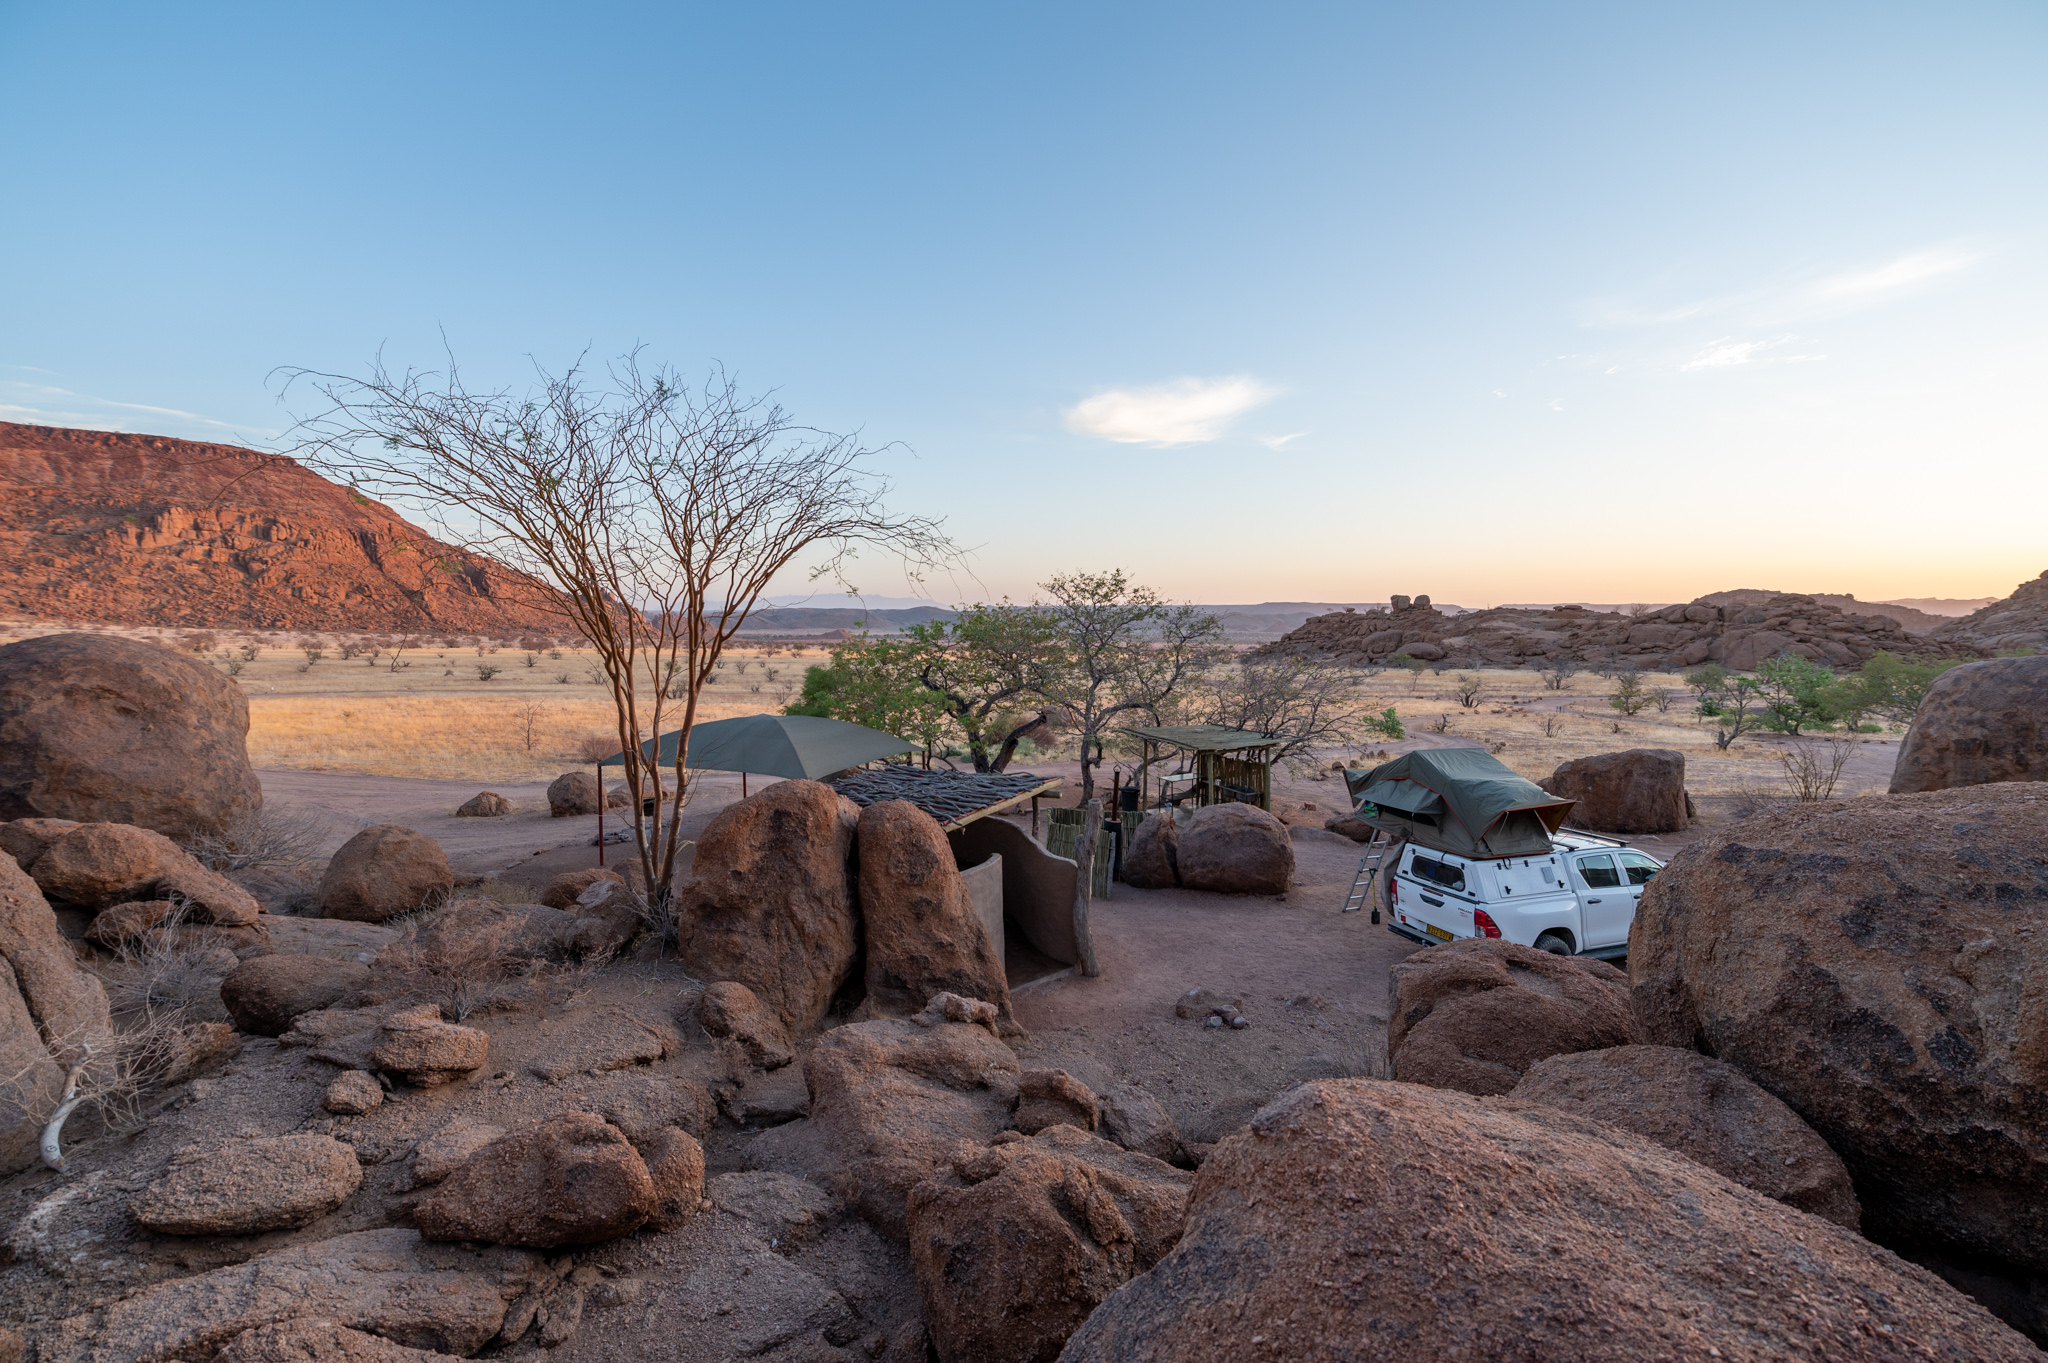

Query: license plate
[[1425, 924, 1453, 942]]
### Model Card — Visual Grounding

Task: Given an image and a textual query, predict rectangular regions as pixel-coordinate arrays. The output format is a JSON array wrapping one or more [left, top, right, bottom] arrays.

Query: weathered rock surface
[[1173, 803, 1293, 895], [454, 791, 511, 818], [214, 1320, 467, 1362], [415, 1113, 657, 1247], [908, 1126, 1192, 1363], [641, 1126, 706, 1232], [677, 779, 861, 1035], [325, 1070, 385, 1115], [1510, 1044, 1860, 1229], [594, 1073, 719, 1143], [36, 1227, 544, 1361], [1, 850, 110, 1174], [747, 1015, 1022, 1240], [708, 1170, 840, 1246], [374, 898, 583, 976], [1257, 589, 1979, 671], [369, 1005, 490, 1087], [858, 800, 1016, 1030], [319, 825, 453, 922], [1015, 1068, 1099, 1135], [540, 867, 627, 911], [536, 869, 640, 958], [1388, 938, 1631, 1095], [1061, 1080, 2040, 1363], [546, 772, 602, 817], [1120, 812, 1179, 889], [0, 816, 77, 871], [1935, 568, 2048, 655], [83, 897, 177, 948], [1630, 784, 2048, 1322], [29, 821, 188, 908], [696, 980, 796, 1069], [1538, 748, 1690, 833], [411, 1117, 506, 1186], [1097, 1081, 1182, 1165], [157, 1019, 243, 1084], [222, 952, 373, 1036], [523, 1008, 679, 1081], [130, 1133, 363, 1235], [0, 631, 263, 840], [1891, 655, 2048, 793]]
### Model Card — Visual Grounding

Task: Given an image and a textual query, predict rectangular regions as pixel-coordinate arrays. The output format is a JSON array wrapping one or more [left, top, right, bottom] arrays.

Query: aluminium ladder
[[1342, 834, 1391, 921]]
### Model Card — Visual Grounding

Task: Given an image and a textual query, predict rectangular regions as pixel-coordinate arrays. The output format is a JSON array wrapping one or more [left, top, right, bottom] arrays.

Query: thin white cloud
[[1258, 431, 1309, 450], [1680, 335, 1826, 371], [1065, 375, 1278, 446], [0, 380, 273, 438], [1811, 248, 1978, 299]]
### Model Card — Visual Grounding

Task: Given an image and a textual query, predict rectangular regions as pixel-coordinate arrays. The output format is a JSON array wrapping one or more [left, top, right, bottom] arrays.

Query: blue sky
[[3, 2, 2043, 607]]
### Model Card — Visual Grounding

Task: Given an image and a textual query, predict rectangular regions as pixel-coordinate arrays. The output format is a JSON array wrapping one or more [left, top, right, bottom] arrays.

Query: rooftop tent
[[598, 713, 912, 780], [1343, 747, 1575, 859]]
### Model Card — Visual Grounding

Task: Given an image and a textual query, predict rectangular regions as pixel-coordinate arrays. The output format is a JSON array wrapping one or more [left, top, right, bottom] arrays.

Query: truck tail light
[[1473, 908, 1502, 939], [1387, 880, 1398, 909]]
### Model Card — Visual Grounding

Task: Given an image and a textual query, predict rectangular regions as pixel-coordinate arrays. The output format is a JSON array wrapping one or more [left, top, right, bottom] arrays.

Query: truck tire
[[1533, 931, 1573, 956]]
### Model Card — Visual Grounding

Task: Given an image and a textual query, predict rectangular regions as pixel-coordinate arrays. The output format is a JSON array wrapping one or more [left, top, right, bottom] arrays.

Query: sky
[[2, 2, 2044, 608]]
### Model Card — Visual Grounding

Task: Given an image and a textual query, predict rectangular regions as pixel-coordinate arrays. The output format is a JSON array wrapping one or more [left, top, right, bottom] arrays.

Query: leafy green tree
[[783, 632, 951, 757], [1684, 664, 1730, 712], [896, 604, 1066, 771], [1608, 669, 1651, 716], [1838, 651, 1973, 725], [1752, 652, 1838, 736]]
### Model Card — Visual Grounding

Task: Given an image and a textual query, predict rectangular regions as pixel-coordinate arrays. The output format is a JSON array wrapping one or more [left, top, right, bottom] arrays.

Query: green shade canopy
[[599, 713, 912, 779], [1123, 724, 1279, 752], [1344, 747, 1575, 859]]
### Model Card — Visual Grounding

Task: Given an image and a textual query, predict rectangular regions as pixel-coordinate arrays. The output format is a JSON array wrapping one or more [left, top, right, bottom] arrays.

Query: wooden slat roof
[[825, 766, 1063, 830]]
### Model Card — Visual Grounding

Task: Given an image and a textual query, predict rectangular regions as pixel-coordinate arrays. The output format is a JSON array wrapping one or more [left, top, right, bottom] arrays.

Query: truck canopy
[[1344, 748, 1575, 859]]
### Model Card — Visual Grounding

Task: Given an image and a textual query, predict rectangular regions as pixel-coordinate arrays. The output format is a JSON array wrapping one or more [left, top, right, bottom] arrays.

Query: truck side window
[[1575, 854, 1620, 889], [1408, 855, 1466, 892], [1619, 852, 1660, 886]]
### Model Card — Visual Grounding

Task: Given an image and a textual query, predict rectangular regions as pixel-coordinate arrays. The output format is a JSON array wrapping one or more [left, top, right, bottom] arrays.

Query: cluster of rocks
[[1255, 589, 1981, 671], [1122, 803, 1294, 895], [1933, 567, 2048, 654]]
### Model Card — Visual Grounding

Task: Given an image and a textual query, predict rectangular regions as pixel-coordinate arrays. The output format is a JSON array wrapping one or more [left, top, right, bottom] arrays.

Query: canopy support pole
[[595, 759, 604, 867]]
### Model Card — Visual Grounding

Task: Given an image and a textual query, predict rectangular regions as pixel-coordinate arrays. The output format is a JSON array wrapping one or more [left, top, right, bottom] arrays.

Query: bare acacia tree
[[279, 351, 949, 914], [1193, 656, 1372, 775]]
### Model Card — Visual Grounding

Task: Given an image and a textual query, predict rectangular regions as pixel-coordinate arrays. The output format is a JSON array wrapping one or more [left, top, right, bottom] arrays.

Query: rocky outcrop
[[0, 421, 567, 633], [1, 850, 111, 1174], [1510, 1044, 1860, 1229], [1256, 589, 1979, 670], [35, 1227, 546, 1361], [221, 953, 373, 1036], [0, 816, 77, 871], [374, 899, 581, 977], [319, 825, 453, 922], [1120, 812, 1179, 888], [696, 980, 796, 1069], [0, 632, 263, 840], [1935, 568, 2048, 654], [1014, 1068, 1099, 1135], [907, 1126, 1192, 1363], [1173, 803, 1293, 895], [1890, 656, 2048, 793], [677, 780, 861, 1035], [369, 1005, 490, 1087], [1629, 784, 2048, 1328], [129, 1133, 363, 1235], [213, 1320, 467, 1362], [1097, 1081, 1183, 1164], [857, 800, 1015, 1029], [414, 1113, 658, 1248], [1389, 938, 1631, 1095], [746, 1015, 1022, 1240], [640, 1126, 707, 1232], [1538, 748, 1690, 833], [1060, 1080, 2039, 1362], [455, 792, 511, 817], [33, 821, 188, 908], [411, 1118, 506, 1186]]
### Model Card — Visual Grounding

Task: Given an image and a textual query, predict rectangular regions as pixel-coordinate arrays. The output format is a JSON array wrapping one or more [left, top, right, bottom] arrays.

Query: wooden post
[[595, 761, 604, 867], [1072, 797, 1102, 977]]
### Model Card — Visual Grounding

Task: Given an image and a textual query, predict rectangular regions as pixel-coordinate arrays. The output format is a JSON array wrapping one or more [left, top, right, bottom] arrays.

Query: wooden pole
[[595, 761, 604, 867], [1071, 797, 1102, 977]]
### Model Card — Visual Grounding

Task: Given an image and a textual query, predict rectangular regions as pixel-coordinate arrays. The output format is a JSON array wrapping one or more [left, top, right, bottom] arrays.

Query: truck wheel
[[1533, 932, 1573, 956]]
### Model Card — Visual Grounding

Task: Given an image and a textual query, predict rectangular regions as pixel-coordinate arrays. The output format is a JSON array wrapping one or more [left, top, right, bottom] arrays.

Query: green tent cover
[[599, 713, 911, 780], [1343, 748, 1575, 859]]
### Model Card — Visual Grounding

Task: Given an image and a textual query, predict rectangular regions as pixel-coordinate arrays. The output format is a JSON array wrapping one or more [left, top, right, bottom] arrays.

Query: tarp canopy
[[1123, 724, 1280, 753], [599, 713, 911, 779], [1343, 747, 1575, 859]]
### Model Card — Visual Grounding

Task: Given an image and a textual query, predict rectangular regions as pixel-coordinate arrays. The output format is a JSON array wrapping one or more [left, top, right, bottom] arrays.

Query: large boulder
[[907, 1126, 1192, 1363], [0, 816, 78, 871], [1097, 1081, 1183, 1164], [539, 867, 626, 911], [130, 1133, 363, 1235], [544, 772, 624, 817], [857, 800, 1016, 1031], [1891, 656, 2048, 793], [1060, 1080, 2040, 1362], [1120, 813, 1178, 889], [677, 780, 861, 1035], [0, 632, 263, 842], [1173, 803, 1293, 895], [1537, 747, 1690, 833], [455, 791, 511, 818], [695, 980, 796, 1069], [33, 822, 262, 931], [369, 1004, 490, 1087], [37, 1228, 545, 1361], [746, 1015, 1022, 1240], [538, 868, 639, 958], [1388, 938, 1631, 1095], [221, 953, 374, 1036], [1510, 1044, 1860, 1229], [318, 825, 453, 922], [1630, 784, 2048, 1331], [414, 1112, 658, 1248], [374, 899, 584, 975], [1, 850, 111, 1174]]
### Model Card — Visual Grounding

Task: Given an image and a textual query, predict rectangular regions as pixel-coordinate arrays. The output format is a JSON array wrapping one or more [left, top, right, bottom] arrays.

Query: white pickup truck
[[1384, 832, 1663, 960]]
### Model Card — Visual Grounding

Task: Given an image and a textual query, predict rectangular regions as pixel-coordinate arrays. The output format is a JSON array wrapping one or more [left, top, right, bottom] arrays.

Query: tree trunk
[[1071, 798, 1102, 978], [988, 710, 1056, 774]]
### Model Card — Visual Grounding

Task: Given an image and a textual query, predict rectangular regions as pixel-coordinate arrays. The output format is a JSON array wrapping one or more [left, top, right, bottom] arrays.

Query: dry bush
[[179, 631, 219, 654], [182, 805, 329, 874], [1780, 738, 1855, 802], [575, 733, 618, 763]]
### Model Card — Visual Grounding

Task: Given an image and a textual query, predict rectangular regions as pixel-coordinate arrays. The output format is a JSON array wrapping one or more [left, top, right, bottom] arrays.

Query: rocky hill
[[1254, 591, 1980, 672], [1934, 570, 2048, 654], [0, 422, 564, 633]]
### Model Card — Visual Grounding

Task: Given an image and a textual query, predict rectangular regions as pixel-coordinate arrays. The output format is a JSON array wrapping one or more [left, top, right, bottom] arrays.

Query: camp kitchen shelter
[[1125, 725, 1280, 811], [599, 713, 913, 785], [1343, 748, 1575, 858]]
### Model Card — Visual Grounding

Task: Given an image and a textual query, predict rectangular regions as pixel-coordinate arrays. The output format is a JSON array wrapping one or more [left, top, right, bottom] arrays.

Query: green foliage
[[1827, 651, 1974, 725], [1362, 706, 1405, 741], [1608, 670, 1651, 716], [1683, 664, 1729, 702], [782, 632, 951, 752], [1752, 652, 1837, 736], [1389, 653, 1427, 674]]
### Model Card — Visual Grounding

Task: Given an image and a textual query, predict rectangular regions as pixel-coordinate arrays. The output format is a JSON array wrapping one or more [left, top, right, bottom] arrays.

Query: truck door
[[1570, 852, 1633, 948], [1617, 851, 1661, 924]]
